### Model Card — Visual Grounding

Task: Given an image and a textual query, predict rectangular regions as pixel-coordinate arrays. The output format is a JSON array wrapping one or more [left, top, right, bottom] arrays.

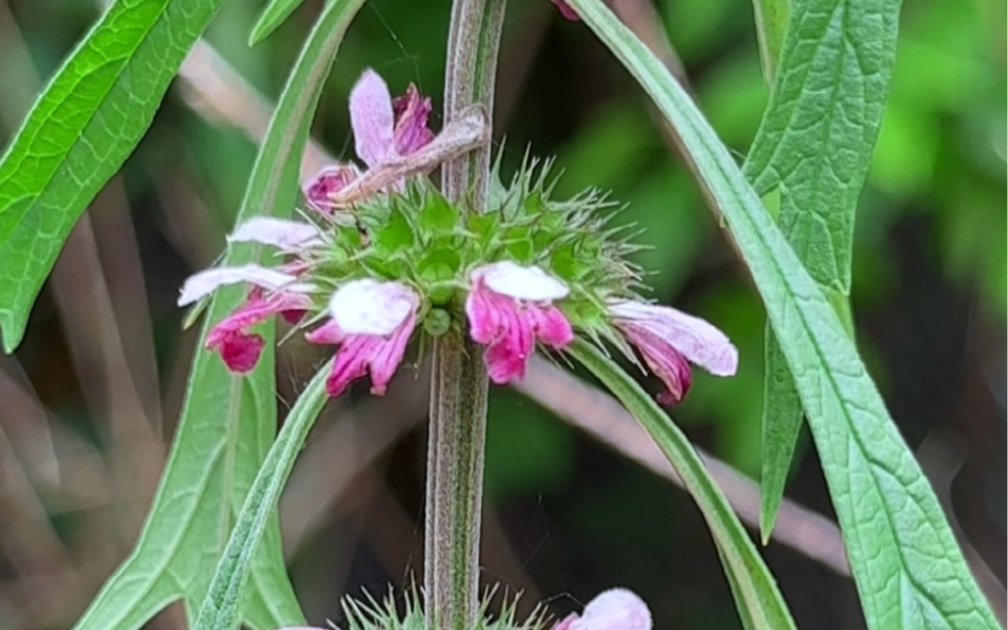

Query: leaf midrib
[[87, 437, 227, 629], [730, 127, 986, 624], [651, 29, 982, 621], [749, 0, 850, 191], [0, 0, 174, 328], [0, 0, 171, 225]]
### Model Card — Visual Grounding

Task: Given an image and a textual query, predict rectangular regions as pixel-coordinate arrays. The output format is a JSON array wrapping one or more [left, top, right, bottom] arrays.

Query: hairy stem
[[425, 0, 506, 628], [425, 337, 489, 630], [441, 0, 507, 209]]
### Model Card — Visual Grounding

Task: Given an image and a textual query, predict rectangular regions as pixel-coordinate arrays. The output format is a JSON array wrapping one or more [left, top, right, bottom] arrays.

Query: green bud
[[423, 308, 452, 337]]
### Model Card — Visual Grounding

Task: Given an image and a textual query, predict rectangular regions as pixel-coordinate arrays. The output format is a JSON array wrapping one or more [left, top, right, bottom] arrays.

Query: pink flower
[[303, 69, 435, 211], [465, 261, 574, 384], [178, 219, 321, 372], [303, 163, 362, 213], [554, 589, 652, 630], [351, 69, 434, 167], [392, 83, 435, 155], [551, 0, 580, 21], [609, 299, 738, 405], [205, 288, 312, 373], [306, 279, 419, 397]]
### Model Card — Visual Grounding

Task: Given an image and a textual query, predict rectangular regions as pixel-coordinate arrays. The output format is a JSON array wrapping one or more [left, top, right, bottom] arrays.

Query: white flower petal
[[478, 261, 568, 301], [177, 265, 306, 306], [573, 589, 652, 630], [227, 217, 322, 249], [350, 69, 395, 169], [328, 279, 417, 336], [609, 299, 738, 376]]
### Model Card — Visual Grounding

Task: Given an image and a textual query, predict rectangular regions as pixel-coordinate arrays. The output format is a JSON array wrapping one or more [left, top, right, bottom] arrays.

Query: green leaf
[[744, 0, 899, 294], [720, 547, 759, 630], [566, 1, 1000, 627], [568, 340, 798, 630], [757, 328, 803, 541], [750, 0, 790, 83], [249, 0, 309, 46], [67, 0, 366, 627], [0, 0, 224, 352], [744, 0, 900, 539], [194, 366, 330, 630], [70, 345, 296, 630]]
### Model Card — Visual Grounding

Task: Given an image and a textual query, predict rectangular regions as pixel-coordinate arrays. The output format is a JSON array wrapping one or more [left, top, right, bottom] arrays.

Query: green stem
[[441, 0, 507, 210], [424, 336, 489, 630], [425, 1, 506, 628]]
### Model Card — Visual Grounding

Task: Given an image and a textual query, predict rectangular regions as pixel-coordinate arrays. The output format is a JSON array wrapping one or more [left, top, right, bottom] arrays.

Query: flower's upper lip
[[177, 264, 313, 307], [609, 299, 738, 377], [226, 217, 324, 250], [350, 68, 397, 169], [476, 260, 569, 301], [328, 279, 418, 336]]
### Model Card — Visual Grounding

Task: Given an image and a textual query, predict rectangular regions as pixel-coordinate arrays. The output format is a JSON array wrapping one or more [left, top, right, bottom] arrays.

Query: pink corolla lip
[[550, 0, 580, 20], [205, 289, 313, 373], [554, 588, 652, 630], [350, 69, 397, 168], [306, 279, 419, 397], [465, 261, 574, 384], [352, 69, 435, 167], [302, 163, 362, 213], [301, 69, 436, 210], [178, 225, 319, 373], [608, 299, 738, 405], [391, 82, 435, 155]]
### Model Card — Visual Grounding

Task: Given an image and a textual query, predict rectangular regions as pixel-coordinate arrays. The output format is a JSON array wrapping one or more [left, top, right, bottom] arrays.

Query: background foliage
[[0, 0, 1003, 628]]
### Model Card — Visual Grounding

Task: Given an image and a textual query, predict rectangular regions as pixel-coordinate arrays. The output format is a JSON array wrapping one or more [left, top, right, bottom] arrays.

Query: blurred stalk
[[425, 1, 505, 629]]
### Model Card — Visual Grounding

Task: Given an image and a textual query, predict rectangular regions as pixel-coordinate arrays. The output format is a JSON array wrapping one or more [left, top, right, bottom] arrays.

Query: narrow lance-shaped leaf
[[719, 547, 759, 630], [566, 1, 1000, 628], [745, 0, 899, 294], [749, 0, 799, 544], [67, 0, 367, 627], [745, 0, 901, 538], [757, 330, 804, 540], [249, 0, 311, 46], [750, 0, 790, 83], [0, 0, 224, 352], [194, 366, 330, 630], [568, 340, 798, 630]]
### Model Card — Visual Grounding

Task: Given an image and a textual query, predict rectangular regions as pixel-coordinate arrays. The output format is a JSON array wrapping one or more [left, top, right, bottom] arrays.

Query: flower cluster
[[279, 587, 652, 630], [179, 68, 737, 404]]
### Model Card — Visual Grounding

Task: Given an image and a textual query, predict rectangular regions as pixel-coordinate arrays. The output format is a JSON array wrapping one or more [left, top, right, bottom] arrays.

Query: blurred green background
[[0, 0, 1003, 629]]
